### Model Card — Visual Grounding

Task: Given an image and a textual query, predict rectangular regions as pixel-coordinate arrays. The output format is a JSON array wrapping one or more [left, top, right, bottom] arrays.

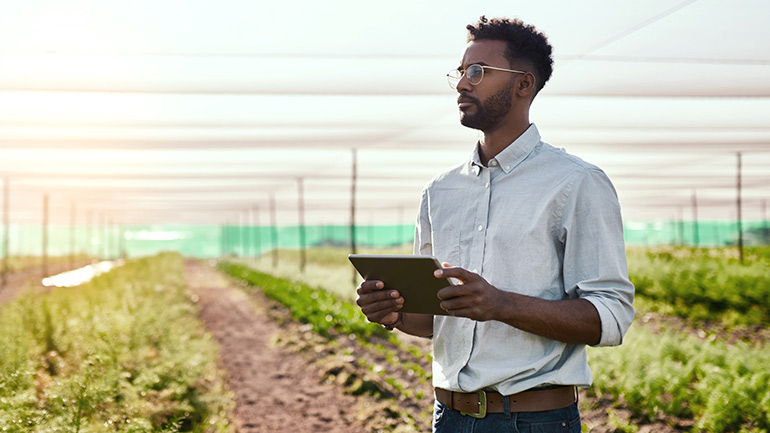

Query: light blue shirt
[[414, 124, 635, 395]]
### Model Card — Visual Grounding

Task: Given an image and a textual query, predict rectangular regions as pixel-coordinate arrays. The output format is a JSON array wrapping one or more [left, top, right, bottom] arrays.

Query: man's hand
[[435, 266, 507, 322], [355, 279, 404, 326]]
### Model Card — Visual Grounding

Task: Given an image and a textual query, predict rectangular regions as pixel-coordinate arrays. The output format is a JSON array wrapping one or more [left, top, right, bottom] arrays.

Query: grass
[[0, 252, 234, 433]]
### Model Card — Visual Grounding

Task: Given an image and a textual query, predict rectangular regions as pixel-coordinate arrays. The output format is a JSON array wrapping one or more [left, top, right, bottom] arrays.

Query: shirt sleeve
[[559, 168, 635, 347], [413, 187, 433, 256]]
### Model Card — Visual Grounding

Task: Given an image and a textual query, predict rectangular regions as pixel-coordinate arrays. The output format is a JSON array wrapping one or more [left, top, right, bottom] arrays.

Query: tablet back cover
[[349, 254, 450, 316]]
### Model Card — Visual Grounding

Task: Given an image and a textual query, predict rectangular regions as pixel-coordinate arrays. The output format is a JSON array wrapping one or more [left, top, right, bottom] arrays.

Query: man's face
[[455, 40, 517, 132]]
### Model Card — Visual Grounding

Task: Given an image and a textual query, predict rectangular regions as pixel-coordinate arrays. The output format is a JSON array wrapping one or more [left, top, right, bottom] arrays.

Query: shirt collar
[[469, 124, 542, 176]]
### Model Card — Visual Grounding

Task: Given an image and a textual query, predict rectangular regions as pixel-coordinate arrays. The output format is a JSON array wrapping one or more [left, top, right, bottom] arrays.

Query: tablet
[[348, 254, 453, 316]]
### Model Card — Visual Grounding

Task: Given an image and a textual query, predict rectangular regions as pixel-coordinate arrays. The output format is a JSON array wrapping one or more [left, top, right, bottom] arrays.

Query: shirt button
[[477, 225, 483, 231], [489, 160, 498, 166], [505, 166, 510, 171], [485, 182, 490, 188]]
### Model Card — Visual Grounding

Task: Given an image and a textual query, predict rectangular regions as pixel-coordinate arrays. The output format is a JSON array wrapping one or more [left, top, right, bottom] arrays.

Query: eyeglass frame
[[447, 64, 527, 89]]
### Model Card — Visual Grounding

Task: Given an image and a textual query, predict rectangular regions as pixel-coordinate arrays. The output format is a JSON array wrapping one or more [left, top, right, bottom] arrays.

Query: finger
[[360, 297, 404, 319], [356, 279, 385, 295], [436, 284, 463, 301], [434, 266, 475, 282], [356, 289, 402, 307], [357, 287, 403, 307]]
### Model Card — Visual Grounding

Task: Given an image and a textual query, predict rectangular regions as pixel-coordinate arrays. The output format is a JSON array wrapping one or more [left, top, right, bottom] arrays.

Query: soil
[[0, 260, 93, 304], [184, 259, 369, 433]]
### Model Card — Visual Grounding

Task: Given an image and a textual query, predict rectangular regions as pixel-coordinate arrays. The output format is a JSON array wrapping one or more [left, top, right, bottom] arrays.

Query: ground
[[1, 258, 705, 432], [184, 259, 369, 432]]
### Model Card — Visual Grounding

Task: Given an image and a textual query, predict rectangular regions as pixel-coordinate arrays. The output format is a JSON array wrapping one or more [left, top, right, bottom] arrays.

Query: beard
[[459, 81, 516, 132]]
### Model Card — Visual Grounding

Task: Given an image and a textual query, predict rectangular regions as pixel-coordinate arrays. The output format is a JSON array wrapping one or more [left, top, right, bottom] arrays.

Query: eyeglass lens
[[447, 64, 485, 89]]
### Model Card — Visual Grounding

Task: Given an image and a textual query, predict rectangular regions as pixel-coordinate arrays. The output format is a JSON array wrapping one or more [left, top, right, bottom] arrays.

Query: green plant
[[0, 253, 234, 433]]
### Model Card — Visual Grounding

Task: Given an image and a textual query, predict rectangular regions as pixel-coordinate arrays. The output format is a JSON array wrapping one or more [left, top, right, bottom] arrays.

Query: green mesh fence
[[0, 221, 768, 259]]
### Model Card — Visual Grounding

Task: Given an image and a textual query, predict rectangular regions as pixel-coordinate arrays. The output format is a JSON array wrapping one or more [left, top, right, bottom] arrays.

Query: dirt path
[[184, 259, 368, 433], [0, 260, 93, 304]]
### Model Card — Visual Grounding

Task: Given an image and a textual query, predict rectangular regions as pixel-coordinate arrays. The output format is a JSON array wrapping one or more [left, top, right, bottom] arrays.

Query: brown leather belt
[[435, 386, 577, 418]]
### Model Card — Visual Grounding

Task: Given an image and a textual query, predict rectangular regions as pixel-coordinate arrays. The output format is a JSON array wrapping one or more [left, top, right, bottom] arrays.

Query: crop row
[[627, 246, 770, 326], [0, 253, 233, 433], [588, 322, 770, 432], [217, 261, 434, 430]]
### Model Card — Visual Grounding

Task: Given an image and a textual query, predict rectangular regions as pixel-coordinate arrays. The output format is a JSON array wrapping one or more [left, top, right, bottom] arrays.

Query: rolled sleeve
[[561, 168, 635, 347]]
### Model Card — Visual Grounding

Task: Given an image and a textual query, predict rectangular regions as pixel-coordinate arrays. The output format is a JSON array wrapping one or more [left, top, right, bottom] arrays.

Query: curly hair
[[466, 16, 553, 94]]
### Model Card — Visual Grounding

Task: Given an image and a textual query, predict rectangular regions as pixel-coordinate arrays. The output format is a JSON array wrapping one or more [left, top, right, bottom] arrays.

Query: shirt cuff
[[584, 297, 627, 347]]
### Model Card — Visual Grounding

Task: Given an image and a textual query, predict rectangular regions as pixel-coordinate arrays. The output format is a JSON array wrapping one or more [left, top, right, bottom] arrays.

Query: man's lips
[[457, 96, 478, 110]]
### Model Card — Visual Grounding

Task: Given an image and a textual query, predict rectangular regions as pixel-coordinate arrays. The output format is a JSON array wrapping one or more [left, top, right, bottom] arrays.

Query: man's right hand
[[355, 279, 404, 327]]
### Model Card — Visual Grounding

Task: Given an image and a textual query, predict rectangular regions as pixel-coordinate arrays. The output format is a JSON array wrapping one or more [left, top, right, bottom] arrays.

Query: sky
[[0, 0, 768, 228]]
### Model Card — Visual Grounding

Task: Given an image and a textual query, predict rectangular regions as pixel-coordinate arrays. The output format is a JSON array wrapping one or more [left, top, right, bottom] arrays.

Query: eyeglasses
[[447, 64, 527, 89]]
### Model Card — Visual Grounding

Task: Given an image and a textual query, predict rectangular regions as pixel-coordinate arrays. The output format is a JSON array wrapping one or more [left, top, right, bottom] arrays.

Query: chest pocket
[[432, 228, 460, 266], [428, 187, 466, 267]]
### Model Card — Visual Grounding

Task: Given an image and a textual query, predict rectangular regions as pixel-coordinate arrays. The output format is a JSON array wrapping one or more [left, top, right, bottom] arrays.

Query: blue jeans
[[432, 400, 581, 433]]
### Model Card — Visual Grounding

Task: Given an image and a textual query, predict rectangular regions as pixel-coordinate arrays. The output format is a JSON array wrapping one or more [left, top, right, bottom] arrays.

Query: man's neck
[[477, 118, 531, 166]]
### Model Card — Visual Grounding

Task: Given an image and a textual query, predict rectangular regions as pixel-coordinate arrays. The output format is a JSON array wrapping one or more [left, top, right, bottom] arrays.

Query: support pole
[[350, 149, 358, 285], [42, 194, 49, 278], [101, 214, 106, 260], [762, 199, 768, 245], [247, 207, 253, 258], [2, 177, 8, 287], [253, 205, 261, 257], [350, 149, 357, 255], [297, 177, 306, 273], [238, 211, 244, 257], [86, 211, 92, 260], [736, 152, 744, 264], [691, 190, 699, 246], [69, 200, 75, 269], [270, 193, 278, 267]]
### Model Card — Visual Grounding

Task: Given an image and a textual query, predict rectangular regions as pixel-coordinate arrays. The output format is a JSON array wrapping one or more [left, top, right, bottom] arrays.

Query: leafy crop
[[628, 246, 770, 326], [0, 253, 234, 433], [588, 325, 770, 432], [217, 261, 393, 342]]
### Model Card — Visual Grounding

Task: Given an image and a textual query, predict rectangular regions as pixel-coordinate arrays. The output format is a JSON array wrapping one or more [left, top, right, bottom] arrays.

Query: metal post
[[350, 149, 357, 255], [350, 149, 358, 285], [42, 194, 49, 278], [691, 190, 699, 246], [87, 211, 93, 260], [736, 152, 744, 264], [270, 193, 278, 267], [297, 177, 306, 272], [70, 200, 75, 269], [238, 212, 244, 257], [253, 205, 261, 257], [247, 207, 253, 258], [2, 177, 8, 287], [762, 199, 768, 245]]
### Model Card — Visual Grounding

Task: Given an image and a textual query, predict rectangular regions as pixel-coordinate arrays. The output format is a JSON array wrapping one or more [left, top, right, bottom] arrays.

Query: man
[[356, 16, 634, 432]]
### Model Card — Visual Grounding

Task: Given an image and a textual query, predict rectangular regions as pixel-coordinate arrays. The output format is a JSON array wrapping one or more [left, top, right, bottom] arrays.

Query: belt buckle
[[460, 390, 487, 418]]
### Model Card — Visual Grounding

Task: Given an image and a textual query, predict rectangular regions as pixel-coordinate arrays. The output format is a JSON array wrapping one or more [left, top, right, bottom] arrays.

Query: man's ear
[[516, 72, 537, 97]]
